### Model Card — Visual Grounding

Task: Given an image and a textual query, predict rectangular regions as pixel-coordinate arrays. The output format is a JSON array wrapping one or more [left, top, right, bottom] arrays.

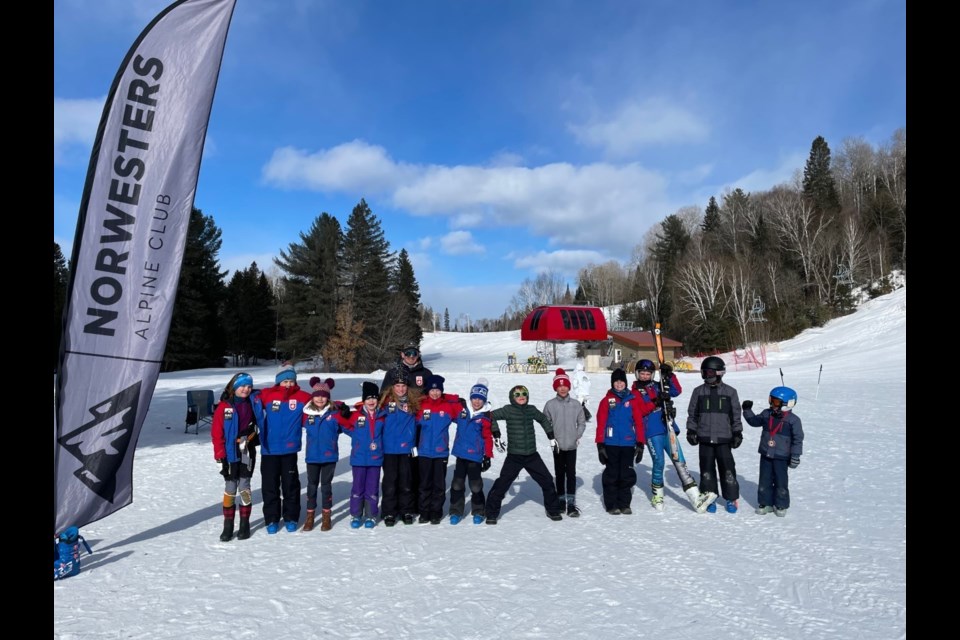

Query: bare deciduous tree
[[765, 185, 833, 300], [727, 264, 754, 347], [674, 260, 727, 326], [578, 261, 629, 323], [508, 270, 567, 315], [877, 128, 906, 267], [641, 258, 664, 324]]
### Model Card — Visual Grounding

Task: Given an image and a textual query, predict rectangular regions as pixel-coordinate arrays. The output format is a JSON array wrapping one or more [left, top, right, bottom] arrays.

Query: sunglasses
[[402, 349, 419, 357], [513, 390, 528, 398]]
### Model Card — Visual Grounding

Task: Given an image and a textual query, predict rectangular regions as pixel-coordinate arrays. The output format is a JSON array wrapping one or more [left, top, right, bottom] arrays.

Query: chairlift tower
[[748, 295, 767, 323], [834, 266, 854, 286]]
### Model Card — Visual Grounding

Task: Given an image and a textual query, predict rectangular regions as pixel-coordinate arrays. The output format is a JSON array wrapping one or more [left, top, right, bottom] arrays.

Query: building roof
[[608, 331, 683, 348]]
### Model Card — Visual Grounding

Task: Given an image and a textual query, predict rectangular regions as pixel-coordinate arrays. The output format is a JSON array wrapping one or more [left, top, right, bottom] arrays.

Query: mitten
[[481, 456, 491, 472], [549, 438, 559, 454], [659, 390, 672, 402], [686, 431, 698, 446], [634, 443, 644, 464], [459, 397, 468, 410], [494, 437, 506, 453], [217, 458, 229, 477], [660, 363, 673, 378], [731, 432, 743, 449], [742, 400, 753, 411], [339, 403, 352, 419], [789, 456, 800, 469], [597, 443, 608, 465], [667, 404, 677, 420]]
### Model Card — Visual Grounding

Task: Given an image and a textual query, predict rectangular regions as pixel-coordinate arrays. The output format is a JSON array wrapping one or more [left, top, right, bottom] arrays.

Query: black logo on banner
[[58, 381, 142, 502]]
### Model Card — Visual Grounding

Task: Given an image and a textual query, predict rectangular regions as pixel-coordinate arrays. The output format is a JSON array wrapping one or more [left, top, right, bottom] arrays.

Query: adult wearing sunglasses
[[484, 385, 565, 524], [380, 342, 434, 394]]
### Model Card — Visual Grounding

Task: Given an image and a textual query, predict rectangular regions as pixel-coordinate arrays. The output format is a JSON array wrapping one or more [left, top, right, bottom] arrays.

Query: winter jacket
[[302, 403, 341, 464], [542, 394, 586, 451], [379, 397, 418, 455], [633, 373, 682, 439], [595, 387, 652, 447], [380, 359, 434, 393], [338, 405, 384, 467], [416, 393, 461, 458], [744, 408, 804, 460], [490, 399, 554, 455], [212, 392, 265, 463], [685, 382, 743, 445], [452, 404, 494, 463], [258, 384, 311, 455]]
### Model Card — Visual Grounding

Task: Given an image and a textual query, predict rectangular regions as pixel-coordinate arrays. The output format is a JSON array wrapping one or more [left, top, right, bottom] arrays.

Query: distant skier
[[685, 357, 744, 513], [742, 387, 804, 517]]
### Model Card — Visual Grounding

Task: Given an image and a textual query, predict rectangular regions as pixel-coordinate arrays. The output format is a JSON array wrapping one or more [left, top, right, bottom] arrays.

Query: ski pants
[[381, 453, 416, 518], [449, 457, 485, 517], [552, 448, 578, 497], [350, 465, 381, 518], [305, 461, 336, 511], [418, 456, 449, 520], [697, 442, 739, 501], [485, 453, 562, 519], [260, 453, 301, 525], [602, 445, 636, 510], [757, 457, 791, 509], [646, 433, 693, 487]]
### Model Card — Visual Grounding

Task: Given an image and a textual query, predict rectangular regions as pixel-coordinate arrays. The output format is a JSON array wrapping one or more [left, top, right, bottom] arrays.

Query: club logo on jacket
[[288, 399, 298, 411], [224, 408, 234, 420], [358, 416, 366, 426], [271, 401, 281, 411], [416, 376, 424, 387]]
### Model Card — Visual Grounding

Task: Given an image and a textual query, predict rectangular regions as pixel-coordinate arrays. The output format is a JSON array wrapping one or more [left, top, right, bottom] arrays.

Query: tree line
[[54, 129, 904, 369]]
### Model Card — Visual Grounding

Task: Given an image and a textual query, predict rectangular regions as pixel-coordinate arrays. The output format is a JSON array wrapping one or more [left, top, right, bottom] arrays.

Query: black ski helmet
[[701, 356, 725, 383], [635, 359, 656, 373]]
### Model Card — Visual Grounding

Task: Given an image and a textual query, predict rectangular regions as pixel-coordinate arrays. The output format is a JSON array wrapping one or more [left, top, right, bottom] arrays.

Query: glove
[[597, 443, 608, 465], [634, 443, 644, 464], [667, 404, 677, 420], [481, 456, 491, 472], [549, 438, 559, 454], [459, 397, 468, 410], [789, 456, 800, 469], [732, 432, 743, 449], [742, 400, 753, 411], [686, 431, 698, 446], [494, 437, 506, 453], [410, 446, 418, 458], [659, 390, 672, 402], [217, 458, 229, 477], [660, 363, 673, 378], [339, 403, 352, 419]]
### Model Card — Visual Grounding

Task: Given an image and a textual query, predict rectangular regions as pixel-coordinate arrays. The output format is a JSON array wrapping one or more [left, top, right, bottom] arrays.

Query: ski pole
[[815, 364, 823, 400], [779, 368, 784, 386]]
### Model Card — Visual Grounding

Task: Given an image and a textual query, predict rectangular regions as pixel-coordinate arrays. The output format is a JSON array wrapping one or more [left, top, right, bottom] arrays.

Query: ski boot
[[725, 500, 738, 514], [651, 485, 664, 512], [219, 517, 235, 542]]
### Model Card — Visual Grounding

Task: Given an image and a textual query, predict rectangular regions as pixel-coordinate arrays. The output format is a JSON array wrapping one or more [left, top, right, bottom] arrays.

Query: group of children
[[209, 352, 805, 540]]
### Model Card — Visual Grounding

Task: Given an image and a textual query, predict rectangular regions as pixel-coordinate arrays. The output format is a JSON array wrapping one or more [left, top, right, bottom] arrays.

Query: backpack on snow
[[54, 526, 93, 580]]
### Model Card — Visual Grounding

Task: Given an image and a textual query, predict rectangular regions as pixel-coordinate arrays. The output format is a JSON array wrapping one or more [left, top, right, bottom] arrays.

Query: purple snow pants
[[350, 465, 381, 518]]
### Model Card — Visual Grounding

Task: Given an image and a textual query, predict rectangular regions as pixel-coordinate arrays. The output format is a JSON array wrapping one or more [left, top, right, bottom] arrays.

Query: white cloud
[[262, 140, 417, 192], [513, 249, 610, 276], [407, 251, 433, 274], [439, 231, 485, 256], [54, 97, 104, 165], [567, 98, 709, 157], [726, 152, 807, 193]]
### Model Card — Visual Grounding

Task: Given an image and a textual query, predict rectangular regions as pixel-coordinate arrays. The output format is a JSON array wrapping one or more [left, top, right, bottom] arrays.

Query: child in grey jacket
[[543, 369, 587, 517], [742, 386, 804, 517]]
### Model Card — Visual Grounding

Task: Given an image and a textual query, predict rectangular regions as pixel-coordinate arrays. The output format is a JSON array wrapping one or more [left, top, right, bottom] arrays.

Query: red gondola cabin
[[520, 306, 608, 342]]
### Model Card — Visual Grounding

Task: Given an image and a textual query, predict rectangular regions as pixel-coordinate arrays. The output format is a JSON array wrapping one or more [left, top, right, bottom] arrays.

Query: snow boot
[[449, 514, 462, 525], [321, 509, 332, 531], [384, 515, 397, 527], [485, 516, 498, 525], [472, 514, 484, 525], [237, 517, 251, 540], [402, 514, 415, 525], [303, 509, 316, 532], [651, 484, 665, 512], [219, 517, 235, 542], [775, 507, 787, 518], [266, 521, 280, 534], [566, 495, 580, 518], [725, 500, 739, 514], [364, 518, 377, 529], [285, 520, 298, 532], [705, 502, 717, 513], [755, 505, 774, 515], [607, 508, 622, 515], [350, 517, 362, 529], [620, 506, 633, 515], [558, 494, 567, 512]]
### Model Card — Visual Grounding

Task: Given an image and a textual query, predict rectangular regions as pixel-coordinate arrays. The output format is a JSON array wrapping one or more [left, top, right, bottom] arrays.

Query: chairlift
[[748, 295, 767, 323]]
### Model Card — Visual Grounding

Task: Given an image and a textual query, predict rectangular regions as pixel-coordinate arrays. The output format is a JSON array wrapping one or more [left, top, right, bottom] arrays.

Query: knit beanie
[[309, 376, 335, 399], [362, 381, 380, 401], [610, 368, 628, 386], [469, 377, 490, 402], [552, 368, 571, 391], [232, 373, 253, 390], [425, 374, 445, 393], [275, 363, 297, 384]]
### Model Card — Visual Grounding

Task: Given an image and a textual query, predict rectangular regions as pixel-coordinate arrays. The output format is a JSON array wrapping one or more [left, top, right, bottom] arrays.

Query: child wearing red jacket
[[416, 375, 462, 524]]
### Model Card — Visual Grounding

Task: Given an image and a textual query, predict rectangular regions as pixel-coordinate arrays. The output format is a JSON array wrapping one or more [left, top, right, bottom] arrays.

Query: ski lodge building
[[607, 330, 684, 369]]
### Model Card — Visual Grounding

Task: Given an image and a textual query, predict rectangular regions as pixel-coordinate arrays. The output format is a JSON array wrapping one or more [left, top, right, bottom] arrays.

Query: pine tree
[[701, 196, 721, 234], [164, 208, 227, 371], [54, 242, 69, 370], [341, 199, 394, 369], [223, 262, 276, 366], [444, 308, 450, 331], [390, 249, 423, 348], [273, 213, 342, 361], [802, 135, 841, 216], [650, 214, 690, 326]]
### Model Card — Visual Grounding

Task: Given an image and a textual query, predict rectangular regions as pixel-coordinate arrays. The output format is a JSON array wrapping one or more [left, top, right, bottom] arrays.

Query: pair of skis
[[650, 323, 717, 513]]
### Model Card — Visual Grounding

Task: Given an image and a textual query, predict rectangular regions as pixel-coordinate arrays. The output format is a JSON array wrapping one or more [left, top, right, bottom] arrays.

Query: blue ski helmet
[[768, 386, 797, 411], [635, 359, 656, 374]]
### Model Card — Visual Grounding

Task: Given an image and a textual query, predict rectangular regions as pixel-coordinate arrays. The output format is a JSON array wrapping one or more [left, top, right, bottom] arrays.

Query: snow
[[54, 288, 906, 640]]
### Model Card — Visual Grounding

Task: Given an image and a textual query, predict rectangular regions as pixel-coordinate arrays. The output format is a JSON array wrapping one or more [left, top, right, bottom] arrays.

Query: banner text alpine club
[[55, 0, 237, 535]]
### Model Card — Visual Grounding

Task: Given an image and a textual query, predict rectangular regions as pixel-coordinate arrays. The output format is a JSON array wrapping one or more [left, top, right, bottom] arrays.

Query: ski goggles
[[402, 348, 419, 357], [769, 397, 784, 409], [702, 369, 719, 378]]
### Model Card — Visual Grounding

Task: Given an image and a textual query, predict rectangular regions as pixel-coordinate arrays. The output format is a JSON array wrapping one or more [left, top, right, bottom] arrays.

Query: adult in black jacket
[[380, 343, 433, 394]]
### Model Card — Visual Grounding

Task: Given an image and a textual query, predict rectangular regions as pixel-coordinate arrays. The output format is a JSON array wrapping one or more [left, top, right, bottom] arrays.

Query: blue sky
[[53, 0, 905, 322]]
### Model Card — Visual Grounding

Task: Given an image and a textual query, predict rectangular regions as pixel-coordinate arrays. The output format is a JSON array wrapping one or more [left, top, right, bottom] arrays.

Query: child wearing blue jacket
[[337, 381, 385, 529], [301, 378, 341, 532], [595, 368, 653, 515], [416, 375, 461, 524], [742, 386, 804, 517], [449, 378, 495, 525], [378, 369, 421, 527]]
